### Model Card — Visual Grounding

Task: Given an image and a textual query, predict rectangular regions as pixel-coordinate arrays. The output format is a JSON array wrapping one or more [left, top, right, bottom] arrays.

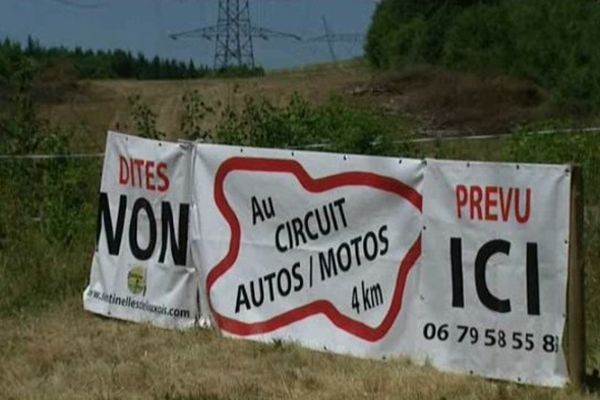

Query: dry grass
[[0, 298, 596, 400], [351, 67, 551, 136], [38, 65, 373, 153], [35, 63, 569, 156]]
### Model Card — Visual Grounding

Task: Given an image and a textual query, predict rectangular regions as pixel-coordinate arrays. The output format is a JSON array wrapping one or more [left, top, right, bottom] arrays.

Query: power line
[[46, 0, 109, 9], [305, 15, 365, 63], [169, 0, 301, 69], [322, 16, 337, 63]]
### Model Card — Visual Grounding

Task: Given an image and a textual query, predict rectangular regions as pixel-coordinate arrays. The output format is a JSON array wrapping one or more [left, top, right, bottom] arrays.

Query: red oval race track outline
[[207, 157, 422, 342]]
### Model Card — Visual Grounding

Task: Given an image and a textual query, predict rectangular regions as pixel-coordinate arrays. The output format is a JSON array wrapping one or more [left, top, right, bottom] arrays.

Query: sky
[[0, 0, 378, 70]]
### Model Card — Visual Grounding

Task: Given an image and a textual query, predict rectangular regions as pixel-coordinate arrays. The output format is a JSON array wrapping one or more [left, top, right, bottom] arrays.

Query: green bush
[[0, 157, 99, 316], [180, 89, 212, 141], [214, 94, 413, 156], [0, 57, 99, 316], [443, 4, 514, 72], [502, 131, 600, 204], [127, 94, 165, 140], [366, 0, 502, 67], [386, 18, 429, 67], [366, 0, 600, 110]]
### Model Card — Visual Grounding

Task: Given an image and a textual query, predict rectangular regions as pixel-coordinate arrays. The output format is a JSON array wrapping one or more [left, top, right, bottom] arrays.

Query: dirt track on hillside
[[39, 64, 556, 152], [40, 65, 370, 151]]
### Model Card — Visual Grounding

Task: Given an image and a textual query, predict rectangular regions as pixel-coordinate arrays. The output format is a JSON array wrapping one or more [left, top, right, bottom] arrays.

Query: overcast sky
[[0, 0, 377, 69]]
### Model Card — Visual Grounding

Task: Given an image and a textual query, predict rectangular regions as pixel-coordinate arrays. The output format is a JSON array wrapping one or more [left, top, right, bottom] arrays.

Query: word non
[[96, 193, 189, 265]]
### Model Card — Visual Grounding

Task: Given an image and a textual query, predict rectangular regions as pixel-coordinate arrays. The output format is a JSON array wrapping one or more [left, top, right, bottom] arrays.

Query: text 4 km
[[351, 280, 383, 314]]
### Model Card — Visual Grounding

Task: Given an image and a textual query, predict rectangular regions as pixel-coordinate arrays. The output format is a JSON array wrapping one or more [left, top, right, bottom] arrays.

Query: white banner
[[83, 132, 204, 329], [83, 135, 573, 386], [192, 144, 425, 358], [418, 159, 570, 386]]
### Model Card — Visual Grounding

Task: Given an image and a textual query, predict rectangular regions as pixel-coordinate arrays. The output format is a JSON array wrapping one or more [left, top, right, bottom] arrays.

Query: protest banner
[[84, 132, 204, 329]]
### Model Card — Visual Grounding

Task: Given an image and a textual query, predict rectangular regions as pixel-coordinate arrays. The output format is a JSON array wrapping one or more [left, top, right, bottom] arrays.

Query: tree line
[[365, 0, 600, 110], [0, 36, 263, 81]]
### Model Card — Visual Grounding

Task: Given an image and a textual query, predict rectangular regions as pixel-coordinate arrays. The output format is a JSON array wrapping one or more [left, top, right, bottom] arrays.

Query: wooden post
[[568, 164, 585, 390]]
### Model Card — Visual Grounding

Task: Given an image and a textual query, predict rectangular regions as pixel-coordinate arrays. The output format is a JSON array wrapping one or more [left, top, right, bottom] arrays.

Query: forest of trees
[[365, 0, 600, 110], [0, 36, 263, 81]]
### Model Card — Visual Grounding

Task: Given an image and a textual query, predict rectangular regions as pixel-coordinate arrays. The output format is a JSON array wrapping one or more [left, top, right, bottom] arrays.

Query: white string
[[405, 126, 600, 144], [1, 126, 599, 160], [0, 153, 104, 160]]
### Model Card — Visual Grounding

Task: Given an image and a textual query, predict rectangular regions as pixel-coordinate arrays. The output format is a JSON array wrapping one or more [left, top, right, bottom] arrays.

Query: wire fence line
[[409, 126, 600, 144], [1, 125, 600, 161], [0, 153, 104, 161]]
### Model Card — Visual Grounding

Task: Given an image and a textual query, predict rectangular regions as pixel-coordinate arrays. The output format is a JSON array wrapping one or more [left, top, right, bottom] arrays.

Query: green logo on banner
[[127, 265, 147, 296]]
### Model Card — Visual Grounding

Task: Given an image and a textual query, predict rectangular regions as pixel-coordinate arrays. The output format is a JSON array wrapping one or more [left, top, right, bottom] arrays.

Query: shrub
[[502, 130, 600, 204], [366, 0, 503, 67], [127, 94, 165, 140], [0, 59, 99, 316], [214, 94, 413, 156], [443, 4, 514, 72], [180, 89, 212, 141], [366, 0, 600, 110]]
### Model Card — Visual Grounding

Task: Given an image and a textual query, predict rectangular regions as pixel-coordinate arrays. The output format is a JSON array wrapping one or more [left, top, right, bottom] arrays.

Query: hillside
[[40, 64, 372, 151], [36, 62, 563, 153]]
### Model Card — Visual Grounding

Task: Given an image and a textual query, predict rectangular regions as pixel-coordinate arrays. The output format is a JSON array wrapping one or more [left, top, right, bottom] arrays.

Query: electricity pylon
[[170, 0, 301, 69], [306, 16, 365, 63]]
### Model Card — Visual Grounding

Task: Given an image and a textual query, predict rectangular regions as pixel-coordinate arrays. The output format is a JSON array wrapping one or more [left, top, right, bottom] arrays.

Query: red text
[[455, 185, 531, 223], [119, 156, 170, 192]]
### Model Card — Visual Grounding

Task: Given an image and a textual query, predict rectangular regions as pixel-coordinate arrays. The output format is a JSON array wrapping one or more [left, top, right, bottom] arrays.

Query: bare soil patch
[[348, 68, 550, 136]]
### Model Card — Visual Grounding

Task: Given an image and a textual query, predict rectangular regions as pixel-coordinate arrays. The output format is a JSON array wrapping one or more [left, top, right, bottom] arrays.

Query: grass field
[[0, 299, 596, 400], [1, 64, 600, 399]]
